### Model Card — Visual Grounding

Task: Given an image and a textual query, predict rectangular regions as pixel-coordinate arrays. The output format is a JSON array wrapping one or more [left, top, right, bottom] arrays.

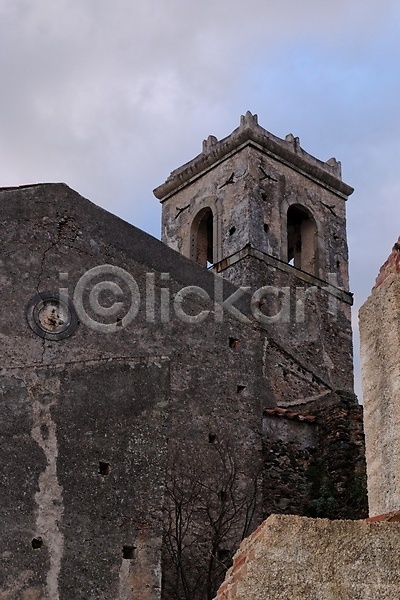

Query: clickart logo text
[[59, 264, 339, 333]]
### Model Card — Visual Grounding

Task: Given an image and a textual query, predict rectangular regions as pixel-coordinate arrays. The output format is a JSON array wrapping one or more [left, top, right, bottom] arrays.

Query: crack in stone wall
[[27, 372, 64, 600], [118, 559, 132, 600]]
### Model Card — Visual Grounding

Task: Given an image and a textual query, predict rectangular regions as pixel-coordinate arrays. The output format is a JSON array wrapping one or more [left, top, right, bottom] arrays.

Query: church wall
[[0, 184, 271, 598], [220, 254, 354, 395], [0, 359, 169, 600]]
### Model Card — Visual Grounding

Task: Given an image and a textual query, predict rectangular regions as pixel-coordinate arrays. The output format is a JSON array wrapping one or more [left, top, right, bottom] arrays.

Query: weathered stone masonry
[[212, 233, 400, 600], [0, 113, 366, 599], [214, 515, 400, 600], [155, 111, 355, 394], [360, 237, 400, 517]]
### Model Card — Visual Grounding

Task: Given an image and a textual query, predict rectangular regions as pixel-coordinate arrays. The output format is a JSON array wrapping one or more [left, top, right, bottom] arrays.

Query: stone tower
[[154, 111, 355, 393]]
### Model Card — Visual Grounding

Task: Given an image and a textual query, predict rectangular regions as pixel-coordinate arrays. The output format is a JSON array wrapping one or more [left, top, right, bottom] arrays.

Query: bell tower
[[154, 112, 355, 394]]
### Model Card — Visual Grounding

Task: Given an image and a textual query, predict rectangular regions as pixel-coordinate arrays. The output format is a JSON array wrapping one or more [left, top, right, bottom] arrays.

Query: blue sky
[[1, 0, 400, 398]]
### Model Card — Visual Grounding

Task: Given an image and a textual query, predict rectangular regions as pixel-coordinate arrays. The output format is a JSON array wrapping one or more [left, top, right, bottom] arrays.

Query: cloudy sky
[[2, 0, 399, 398]]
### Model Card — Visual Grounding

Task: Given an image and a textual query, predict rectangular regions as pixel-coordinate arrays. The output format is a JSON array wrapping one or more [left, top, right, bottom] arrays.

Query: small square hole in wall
[[263, 223, 269, 233], [32, 538, 43, 549], [208, 433, 217, 444], [229, 337, 239, 349], [122, 545, 136, 560], [229, 226, 236, 236], [99, 461, 110, 476], [236, 385, 246, 394]]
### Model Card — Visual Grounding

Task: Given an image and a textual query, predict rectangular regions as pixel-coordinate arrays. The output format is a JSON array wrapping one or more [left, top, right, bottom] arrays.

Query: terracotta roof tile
[[366, 510, 400, 522]]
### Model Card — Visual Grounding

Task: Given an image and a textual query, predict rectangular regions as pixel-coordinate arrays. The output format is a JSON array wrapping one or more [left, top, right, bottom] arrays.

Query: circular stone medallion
[[26, 292, 79, 341]]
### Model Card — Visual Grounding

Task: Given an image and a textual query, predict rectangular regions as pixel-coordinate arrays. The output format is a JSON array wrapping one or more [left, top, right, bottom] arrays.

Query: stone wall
[[215, 514, 400, 600], [0, 184, 268, 599], [359, 239, 400, 516], [262, 392, 367, 520]]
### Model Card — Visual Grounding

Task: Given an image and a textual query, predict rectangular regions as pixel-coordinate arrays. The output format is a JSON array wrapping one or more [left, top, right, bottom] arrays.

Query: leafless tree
[[162, 436, 261, 600]]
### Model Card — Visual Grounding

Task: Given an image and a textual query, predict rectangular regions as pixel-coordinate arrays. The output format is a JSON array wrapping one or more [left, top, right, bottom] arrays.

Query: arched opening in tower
[[287, 205, 318, 276], [190, 208, 214, 267]]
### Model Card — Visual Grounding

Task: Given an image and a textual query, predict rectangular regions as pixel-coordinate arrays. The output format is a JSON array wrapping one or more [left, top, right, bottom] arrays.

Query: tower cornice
[[154, 111, 354, 202]]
